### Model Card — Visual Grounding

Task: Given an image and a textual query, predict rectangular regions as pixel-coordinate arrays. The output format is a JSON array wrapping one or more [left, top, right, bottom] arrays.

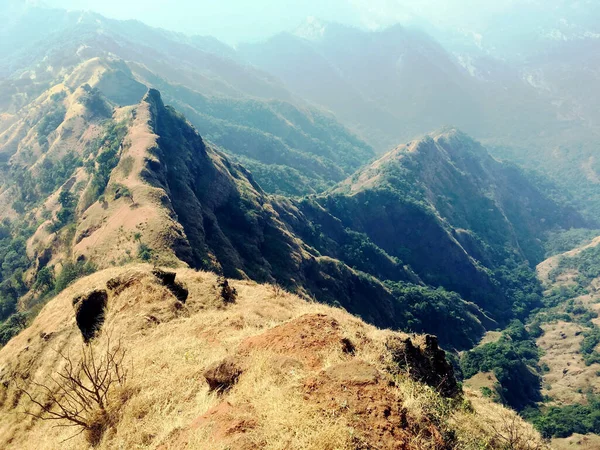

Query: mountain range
[[1, 2, 599, 448]]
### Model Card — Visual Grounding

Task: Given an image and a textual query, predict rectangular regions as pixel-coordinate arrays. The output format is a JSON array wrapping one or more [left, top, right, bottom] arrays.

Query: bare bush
[[488, 410, 547, 450], [14, 336, 128, 445]]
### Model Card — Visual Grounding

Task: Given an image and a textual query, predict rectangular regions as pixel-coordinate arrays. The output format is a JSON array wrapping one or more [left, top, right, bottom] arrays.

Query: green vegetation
[[495, 259, 544, 321], [0, 220, 33, 322], [0, 312, 27, 346], [79, 84, 112, 118], [85, 121, 127, 203], [386, 282, 484, 350], [550, 244, 600, 286], [36, 104, 66, 147], [545, 228, 600, 258], [50, 189, 76, 232], [160, 84, 374, 196], [34, 266, 54, 295], [0, 219, 37, 346], [137, 243, 152, 262], [11, 151, 82, 212], [460, 321, 542, 410], [53, 260, 96, 294], [580, 325, 600, 365], [525, 394, 600, 438]]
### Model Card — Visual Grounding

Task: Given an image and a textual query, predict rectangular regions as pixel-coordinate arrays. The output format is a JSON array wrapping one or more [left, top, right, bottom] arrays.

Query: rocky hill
[[0, 264, 547, 449]]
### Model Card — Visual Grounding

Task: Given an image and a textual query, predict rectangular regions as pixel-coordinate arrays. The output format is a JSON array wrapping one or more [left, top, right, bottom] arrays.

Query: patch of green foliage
[[11, 151, 82, 212], [79, 84, 112, 118], [137, 243, 152, 261], [494, 258, 544, 321], [0, 219, 34, 322], [460, 320, 542, 410], [50, 189, 76, 232], [550, 244, 600, 286], [85, 121, 127, 202], [544, 228, 600, 258], [0, 312, 27, 346], [53, 260, 96, 295], [524, 394, 600, 438], [160, 84, 375, 196], [34, 266, 54, 295], [0, 218, 38, 346], [386, 281, 485, 350], [580, 325, 600, 365], [36, 104, 66, 147]]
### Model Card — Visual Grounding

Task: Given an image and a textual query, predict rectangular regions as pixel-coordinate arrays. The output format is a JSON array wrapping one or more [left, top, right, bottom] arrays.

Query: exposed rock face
[[203, 356, 244, 392], [385, 334, 460, 398], [72, 289, 108, 343], [151, 269, 188, 303]]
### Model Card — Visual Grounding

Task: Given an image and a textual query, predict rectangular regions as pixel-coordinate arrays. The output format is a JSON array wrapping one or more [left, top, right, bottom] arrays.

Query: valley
[[0, 1, 600, 449]]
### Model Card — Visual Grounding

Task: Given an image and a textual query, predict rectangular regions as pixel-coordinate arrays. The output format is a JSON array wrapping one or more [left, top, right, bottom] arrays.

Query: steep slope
[[0, 76, 588, 352], [0, 264, 547, 449], [284, 130, 585, 325], [131, 63, 374, 195], [0, 81, 455, 349], [491, 233, 600, 442], [240, 19, 600, 221]]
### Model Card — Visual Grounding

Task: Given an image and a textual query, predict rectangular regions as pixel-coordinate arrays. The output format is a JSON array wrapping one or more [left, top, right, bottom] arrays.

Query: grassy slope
[[0, 264, 546, 450]]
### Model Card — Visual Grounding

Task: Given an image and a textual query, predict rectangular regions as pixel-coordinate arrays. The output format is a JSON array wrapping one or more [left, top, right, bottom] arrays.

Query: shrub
[[34, 266, 55, 294], [36, 105, 66, 146], [218, 276, 237, 304], [0, 312, 28, 346], [137, 244, 152, 262]]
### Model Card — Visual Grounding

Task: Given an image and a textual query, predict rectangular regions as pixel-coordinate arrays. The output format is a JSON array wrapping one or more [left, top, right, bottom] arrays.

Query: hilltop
[[0, 264, 546, 449]]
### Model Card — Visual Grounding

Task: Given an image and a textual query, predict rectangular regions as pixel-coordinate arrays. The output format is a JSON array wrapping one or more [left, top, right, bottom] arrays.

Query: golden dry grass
[[536, 321, 600, 405], [0, 264, 547, 449], [551, 432, 600, 449]]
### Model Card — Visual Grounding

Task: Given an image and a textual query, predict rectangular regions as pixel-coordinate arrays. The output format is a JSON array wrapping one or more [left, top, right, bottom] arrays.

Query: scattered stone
[[39, 332, 54, 342]]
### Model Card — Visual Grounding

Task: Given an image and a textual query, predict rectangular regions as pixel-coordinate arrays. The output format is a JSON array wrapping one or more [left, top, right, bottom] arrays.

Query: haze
[[44, 0, 530, 44]]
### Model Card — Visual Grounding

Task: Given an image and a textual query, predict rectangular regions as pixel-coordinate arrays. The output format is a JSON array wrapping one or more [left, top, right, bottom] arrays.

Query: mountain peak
[[293, 16, 328, 41]]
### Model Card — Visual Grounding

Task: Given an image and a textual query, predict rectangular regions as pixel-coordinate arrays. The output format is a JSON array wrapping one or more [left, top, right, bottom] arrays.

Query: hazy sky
[[43, 0, 524, 44]]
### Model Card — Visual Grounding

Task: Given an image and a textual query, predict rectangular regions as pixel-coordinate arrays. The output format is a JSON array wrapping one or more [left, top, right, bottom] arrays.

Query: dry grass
[[535, 321, 600, 405], [0, 264, 547, 449], [551, 432, 600, 449]]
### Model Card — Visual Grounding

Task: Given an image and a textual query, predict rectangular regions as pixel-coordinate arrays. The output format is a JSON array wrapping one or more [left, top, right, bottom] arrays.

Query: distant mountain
[[0, 2, 375, 196], [239, 18, 600, 221], [239, 21, 564, 152]]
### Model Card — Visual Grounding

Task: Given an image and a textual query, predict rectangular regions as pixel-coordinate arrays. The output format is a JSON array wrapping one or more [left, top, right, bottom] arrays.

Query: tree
[[57, 189, 75, 223], [34, 266, 55, 294]]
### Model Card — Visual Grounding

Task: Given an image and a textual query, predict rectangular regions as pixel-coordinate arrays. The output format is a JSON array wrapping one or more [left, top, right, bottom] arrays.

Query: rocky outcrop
[[385, 334, 460, 398], [72, 290, 108, 343], [203, 356, 244, 392]]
